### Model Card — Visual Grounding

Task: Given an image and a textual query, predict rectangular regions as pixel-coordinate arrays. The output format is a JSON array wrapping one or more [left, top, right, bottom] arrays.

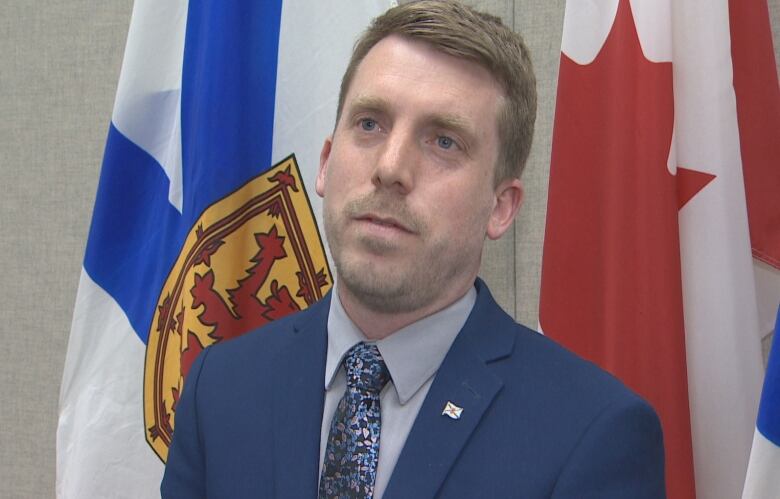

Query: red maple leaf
[[540, 2, 695, 497]]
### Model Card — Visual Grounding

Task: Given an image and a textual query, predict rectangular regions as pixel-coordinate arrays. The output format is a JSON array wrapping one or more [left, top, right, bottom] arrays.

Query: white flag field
[[56, 1, 393, 497]]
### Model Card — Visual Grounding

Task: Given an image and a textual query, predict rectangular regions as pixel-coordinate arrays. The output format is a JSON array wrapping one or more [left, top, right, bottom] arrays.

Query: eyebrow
[[347, 95, 391, 116], [428, 114, 475, 140]]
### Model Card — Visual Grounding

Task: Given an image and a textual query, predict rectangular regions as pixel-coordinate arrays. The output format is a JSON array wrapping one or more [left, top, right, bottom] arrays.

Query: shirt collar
[[325, 283, 476, 404]]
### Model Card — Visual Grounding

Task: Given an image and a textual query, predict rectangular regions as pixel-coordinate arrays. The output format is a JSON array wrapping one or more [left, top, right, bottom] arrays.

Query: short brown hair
[[336, 0, 537, 181]]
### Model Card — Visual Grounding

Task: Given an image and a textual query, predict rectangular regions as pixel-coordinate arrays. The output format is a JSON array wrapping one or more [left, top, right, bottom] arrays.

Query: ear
[[315, 135, 333, 198], [486, 178, 523, 240]]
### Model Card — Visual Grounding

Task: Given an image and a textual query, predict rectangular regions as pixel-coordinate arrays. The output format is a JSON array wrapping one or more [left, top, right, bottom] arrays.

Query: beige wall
[[1, 2, 134, 497], [0, 1, 777, 497]]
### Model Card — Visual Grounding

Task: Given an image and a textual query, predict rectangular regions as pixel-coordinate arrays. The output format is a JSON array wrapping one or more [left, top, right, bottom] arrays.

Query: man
[[162, 2, 666, 498]]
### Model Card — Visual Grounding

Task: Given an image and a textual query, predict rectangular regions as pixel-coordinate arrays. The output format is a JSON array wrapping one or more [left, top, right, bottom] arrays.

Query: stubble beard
[[324, 195, 475, 315]]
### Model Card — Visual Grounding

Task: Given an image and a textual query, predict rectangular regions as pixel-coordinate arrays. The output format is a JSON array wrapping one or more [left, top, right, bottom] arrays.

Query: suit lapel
[[271, 295, 330, 499], [384, 281, 516, 499]]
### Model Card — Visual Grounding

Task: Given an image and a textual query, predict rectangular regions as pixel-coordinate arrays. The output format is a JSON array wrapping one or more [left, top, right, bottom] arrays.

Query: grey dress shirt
[[319, 284, 477, 498]]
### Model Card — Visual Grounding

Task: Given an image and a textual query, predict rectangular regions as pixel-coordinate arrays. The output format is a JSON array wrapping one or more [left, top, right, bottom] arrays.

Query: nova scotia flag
[[56, 1, 392, 497]]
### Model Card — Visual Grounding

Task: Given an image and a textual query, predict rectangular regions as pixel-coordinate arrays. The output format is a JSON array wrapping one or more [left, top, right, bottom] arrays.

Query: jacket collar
[[383, 279, 517, 498], [270, 279, 517, 499]]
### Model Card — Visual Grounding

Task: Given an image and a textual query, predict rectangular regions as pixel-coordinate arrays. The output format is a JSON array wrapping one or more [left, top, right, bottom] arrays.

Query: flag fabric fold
[[743, 305, 780, 498], [540, 0, 771, 497], [729, 0, 780, 269], [56, 1, 392, 497]]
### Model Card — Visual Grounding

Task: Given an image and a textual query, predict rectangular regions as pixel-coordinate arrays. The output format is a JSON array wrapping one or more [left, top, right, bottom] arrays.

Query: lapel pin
[[442, 401, 463, 420]]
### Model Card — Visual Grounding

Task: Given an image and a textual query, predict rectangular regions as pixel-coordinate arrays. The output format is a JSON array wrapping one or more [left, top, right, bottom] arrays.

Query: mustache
[[344, 194, 426, 234]]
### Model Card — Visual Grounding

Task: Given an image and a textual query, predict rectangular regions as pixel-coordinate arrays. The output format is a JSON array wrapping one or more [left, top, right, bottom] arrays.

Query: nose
[[372, 127, 415, 194]]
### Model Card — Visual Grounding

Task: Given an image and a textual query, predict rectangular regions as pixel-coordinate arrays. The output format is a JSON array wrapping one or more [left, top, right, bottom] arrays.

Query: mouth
[[354, 213, 415, 234]]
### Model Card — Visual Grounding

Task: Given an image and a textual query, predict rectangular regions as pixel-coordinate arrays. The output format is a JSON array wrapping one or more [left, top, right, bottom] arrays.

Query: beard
[[324, 193, 482, 314]]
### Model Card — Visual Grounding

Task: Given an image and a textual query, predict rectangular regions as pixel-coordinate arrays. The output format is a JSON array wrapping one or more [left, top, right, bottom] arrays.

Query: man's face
[[316, 35, 521, 315]]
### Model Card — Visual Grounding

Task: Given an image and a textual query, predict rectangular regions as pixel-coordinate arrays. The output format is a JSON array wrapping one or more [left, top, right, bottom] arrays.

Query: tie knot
[[344, 343, 390, 394]]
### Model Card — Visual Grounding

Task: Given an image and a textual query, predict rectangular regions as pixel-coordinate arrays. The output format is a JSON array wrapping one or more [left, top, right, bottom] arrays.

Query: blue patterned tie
[[319, 343, 390, 498]]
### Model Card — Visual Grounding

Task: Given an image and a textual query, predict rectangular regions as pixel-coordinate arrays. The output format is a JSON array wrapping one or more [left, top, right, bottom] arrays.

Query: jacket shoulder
[[509, 320, 650, 408]]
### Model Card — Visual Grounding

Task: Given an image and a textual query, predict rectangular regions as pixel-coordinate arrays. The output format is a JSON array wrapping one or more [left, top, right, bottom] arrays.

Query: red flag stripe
[[729, 0, 780, 269], [541, 2, 696, 496]]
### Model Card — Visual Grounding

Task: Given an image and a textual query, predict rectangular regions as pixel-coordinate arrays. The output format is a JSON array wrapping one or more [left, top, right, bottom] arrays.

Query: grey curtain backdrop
[[0, 1, 777, 497]]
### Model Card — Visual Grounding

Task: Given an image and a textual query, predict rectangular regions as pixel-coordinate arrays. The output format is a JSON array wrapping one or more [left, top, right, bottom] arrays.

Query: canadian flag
[[540, 1, 778, 498]]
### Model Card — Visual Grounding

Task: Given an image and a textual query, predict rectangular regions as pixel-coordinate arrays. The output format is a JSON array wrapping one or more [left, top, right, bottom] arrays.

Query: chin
[[336, 260, 419, 313]]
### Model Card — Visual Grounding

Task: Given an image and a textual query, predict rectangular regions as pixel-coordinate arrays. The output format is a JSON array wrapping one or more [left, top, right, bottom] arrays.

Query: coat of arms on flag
[[144, 155, 330, 461], [55, 1, 396, 496]]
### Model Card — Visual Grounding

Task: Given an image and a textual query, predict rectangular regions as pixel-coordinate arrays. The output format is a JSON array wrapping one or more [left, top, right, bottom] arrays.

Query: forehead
[[343, 35, 504, 134]]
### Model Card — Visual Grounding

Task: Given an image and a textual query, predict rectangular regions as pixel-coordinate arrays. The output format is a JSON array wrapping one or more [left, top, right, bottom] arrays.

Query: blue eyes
[[360, 119, 377, 131], [356, 118, 458, 151], [436, 136, 454, 150]]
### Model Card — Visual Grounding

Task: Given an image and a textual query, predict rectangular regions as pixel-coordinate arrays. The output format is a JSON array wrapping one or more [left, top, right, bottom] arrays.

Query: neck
[[336, 276, 476, 340]]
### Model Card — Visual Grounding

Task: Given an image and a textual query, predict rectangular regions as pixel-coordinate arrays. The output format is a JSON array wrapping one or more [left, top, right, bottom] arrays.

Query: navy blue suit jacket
[[162, 280, 665, 498]]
